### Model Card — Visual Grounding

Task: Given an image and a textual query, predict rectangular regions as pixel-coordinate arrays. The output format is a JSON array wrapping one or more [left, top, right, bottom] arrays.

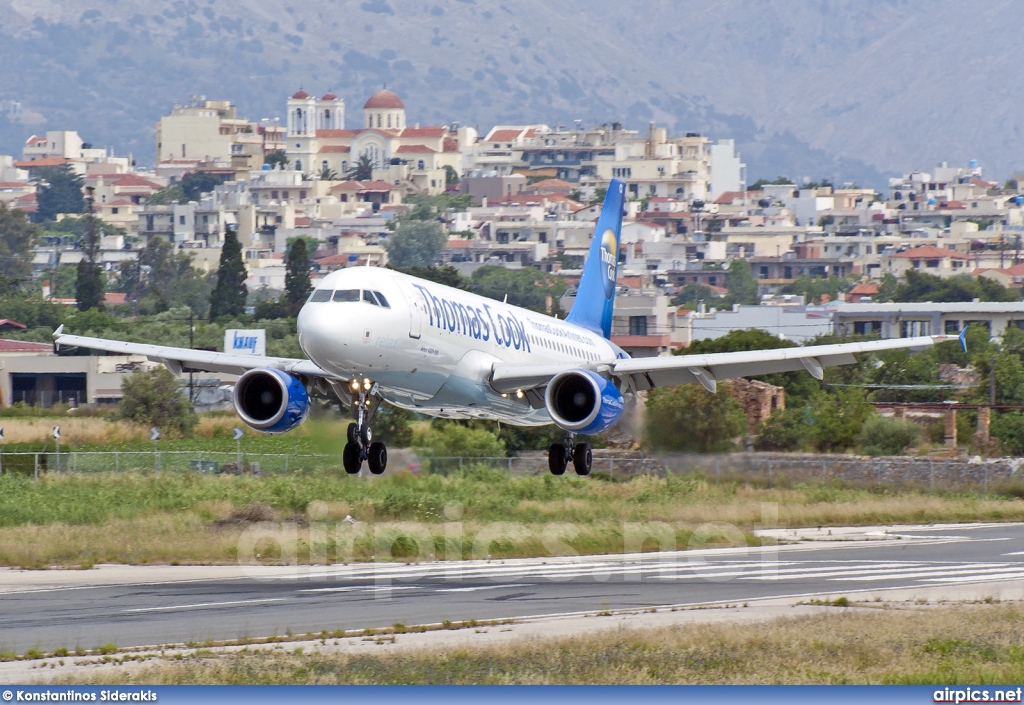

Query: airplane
[[54, 178, 957, 477]]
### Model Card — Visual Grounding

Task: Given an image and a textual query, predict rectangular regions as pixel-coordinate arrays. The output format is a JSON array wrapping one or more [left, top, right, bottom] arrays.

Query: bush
[[991, 411, 1024, 456], [755, 408, 811, 451], [644, 383, 746, 453], [416, 423, 505, 457], [119, 367, 198, 437], [856, 416, 921, 456]]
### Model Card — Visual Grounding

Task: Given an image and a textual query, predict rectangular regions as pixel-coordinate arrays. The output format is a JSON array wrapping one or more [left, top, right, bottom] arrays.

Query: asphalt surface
[[2, 523, 1024, 653]]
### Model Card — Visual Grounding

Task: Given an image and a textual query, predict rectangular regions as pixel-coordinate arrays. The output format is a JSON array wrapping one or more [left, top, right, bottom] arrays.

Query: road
[[2, 523, 1024, 654]]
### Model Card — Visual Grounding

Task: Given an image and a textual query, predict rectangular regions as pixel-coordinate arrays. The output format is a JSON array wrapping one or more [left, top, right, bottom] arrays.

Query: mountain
[[0, 1, 1020, 188]]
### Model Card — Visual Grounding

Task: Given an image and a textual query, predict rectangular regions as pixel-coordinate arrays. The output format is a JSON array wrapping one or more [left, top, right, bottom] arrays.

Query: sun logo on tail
[[599, 228, 617, 299]]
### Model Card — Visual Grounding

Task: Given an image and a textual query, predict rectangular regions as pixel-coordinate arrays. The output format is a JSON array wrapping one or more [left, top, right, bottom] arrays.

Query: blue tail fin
[[566, 179, 625, 339]]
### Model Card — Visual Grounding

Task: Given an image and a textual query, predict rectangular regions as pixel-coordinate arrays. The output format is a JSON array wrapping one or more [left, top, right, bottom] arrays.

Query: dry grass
[[1, 470, 1024, 567], [0, 416, 243, 445], [54, 603, 1024, 684]]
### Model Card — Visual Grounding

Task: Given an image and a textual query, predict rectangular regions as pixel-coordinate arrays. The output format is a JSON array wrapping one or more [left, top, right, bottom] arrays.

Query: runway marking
[[840, 565, 1024, 582], [297, 585, 421, 594], [435, 583, 532, 593], [1002, 551, 1024, 556], [925, 572, 1024, 584], [122, 598, 285, 614]]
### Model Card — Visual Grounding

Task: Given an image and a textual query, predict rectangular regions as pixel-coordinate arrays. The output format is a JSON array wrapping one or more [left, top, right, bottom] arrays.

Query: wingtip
[[52, 324, 64, 339], [959, 327, 968, 352]]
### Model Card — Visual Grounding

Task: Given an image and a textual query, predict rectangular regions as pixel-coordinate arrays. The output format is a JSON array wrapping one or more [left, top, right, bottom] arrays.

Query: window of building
[[271, 190, 279, 199], [759, 266, 769, 278], [179, 215, 186, 225], [111, 207, 118, 214], [629, 316, 648, 336], [300, 190, 306, 199], [945, 320, 961, 334], [417, 159, 425, 170]]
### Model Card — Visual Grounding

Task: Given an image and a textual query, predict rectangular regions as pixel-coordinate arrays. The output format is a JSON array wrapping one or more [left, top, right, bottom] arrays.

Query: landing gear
[[342, 378, 387, 475], [548, 435, 592, 477]]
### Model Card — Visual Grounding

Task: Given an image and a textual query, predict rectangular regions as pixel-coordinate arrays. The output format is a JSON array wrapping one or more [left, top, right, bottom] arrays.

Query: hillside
[[0, 0, 1020, 187]]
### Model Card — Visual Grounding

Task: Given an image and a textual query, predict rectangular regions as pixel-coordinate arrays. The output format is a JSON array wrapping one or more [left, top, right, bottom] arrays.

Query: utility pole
[[188, 310, 195, 404], [991, 354, 997, 406]]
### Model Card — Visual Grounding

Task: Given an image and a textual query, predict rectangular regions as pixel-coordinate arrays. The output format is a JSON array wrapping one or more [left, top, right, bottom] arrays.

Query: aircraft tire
[[548, 444, 567, 475], [367, 441, 388, 475], [343, 442, 362, 475], [347, 423, 358, 444], [573, 443, 592, 476]]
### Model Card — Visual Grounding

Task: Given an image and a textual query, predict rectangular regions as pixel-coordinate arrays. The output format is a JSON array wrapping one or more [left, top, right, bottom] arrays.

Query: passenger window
[[333, 290, 359, 302], [374, 291, 390, 308], [310, 289, 332, 302], [363, 290, 379, 306]]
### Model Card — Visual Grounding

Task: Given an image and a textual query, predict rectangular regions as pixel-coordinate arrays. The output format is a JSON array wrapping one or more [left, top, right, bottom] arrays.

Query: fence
[[1, 449, 1021, 491]]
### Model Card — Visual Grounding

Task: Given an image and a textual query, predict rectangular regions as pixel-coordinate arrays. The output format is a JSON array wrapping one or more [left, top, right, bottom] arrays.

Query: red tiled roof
[[445, 240, 472, 249], [395, 144, 436, 153], [848, 283, 878, 295], [105, 174, 163, 189], [891, 245, 969, 260], [443, 137, 459, 153], [398, 126, 446, 138], [103, 292, 127, 305], [321, 92, 338, 101], [291, 90, 311, 99], [487, 128, 525, 142], [316, 129, 360, 138], [25, 135, 45, 146], [0, 182, 30, 188], [105, 199, 134, 206], [330, 181, 364, 191], [364, 89, 404, 109], [974, 264, 1024, 277], [329, 180, 399, 192], [0, 339, 51, 352], [14, 157, 69, 168], [319, 145, 351, 153], [715, 191, 745, 205], [0, 320, 26, 329]]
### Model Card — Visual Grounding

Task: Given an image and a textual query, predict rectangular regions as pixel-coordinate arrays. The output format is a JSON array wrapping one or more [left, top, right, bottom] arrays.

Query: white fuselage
[[296, 267, 623, 425]]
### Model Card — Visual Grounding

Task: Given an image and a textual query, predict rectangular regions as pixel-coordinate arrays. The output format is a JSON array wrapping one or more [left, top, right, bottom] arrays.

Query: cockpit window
[[332, 289, 359, 302], [309, 289, 332, 303], [362, 290, 379, 306], [374, 291, 390, 308]]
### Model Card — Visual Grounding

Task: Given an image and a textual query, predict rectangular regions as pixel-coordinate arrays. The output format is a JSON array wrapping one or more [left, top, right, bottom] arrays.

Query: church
[[284, 88, 461, 195]]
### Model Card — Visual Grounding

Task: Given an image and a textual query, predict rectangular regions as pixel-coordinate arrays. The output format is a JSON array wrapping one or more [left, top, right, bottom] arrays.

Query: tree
[[384, 220, 447, 268], [284, 237, 312, 314], [395, 265, 468, 289], [348, 154, 374, 181], [895, 270, 1019, 304], [723, 258, 758, 307], [784, 275, 853, 304], [0, 203, 39, 294], [644, 383, 747, 453], [318, 165, 340, 181], [33, 164, 84, 222], [673, 283, 721, 309], [180, 171, 228, 202], [74, 192, 103, 311], [443, 165, 459, 186], [856, 416, 921, 456], [265, 150, 289, 169], [209, 227, 248, 320], [876, 273, 899, 302], [749, 176, 794, 190], [119, 367, 198, 436], [469, 266, 567, 313]]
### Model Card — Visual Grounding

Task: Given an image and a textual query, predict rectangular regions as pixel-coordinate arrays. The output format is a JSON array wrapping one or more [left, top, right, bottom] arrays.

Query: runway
[[2, 522, 1024, 654]]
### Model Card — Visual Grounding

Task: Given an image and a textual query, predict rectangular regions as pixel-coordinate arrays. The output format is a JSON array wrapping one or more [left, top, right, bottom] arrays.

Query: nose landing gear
[[548, 434, 592, 476], [343, 378, 388, 475]]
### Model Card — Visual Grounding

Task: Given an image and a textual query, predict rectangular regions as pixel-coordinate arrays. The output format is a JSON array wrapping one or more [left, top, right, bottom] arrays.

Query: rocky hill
[[1, 0, 1020, 187]]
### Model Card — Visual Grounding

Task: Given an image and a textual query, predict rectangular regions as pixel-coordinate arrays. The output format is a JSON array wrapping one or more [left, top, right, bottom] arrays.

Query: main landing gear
[[343, 378, 388, 476], [548, 434, 592, 476]]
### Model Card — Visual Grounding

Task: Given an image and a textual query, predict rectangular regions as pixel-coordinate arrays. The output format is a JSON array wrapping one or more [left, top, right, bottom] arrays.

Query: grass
[[51, 603, 1024, 684], [0, 468, 1023, 567]]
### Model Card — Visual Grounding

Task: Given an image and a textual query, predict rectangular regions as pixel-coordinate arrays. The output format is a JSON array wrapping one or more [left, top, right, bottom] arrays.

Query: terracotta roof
[[291, 90, 311, 99], [105, 199, 134, 206], [445, 240, 473, 249], [364, 89, 404, 109], [715, 191, 746, 205], [0, 182, 30, 188], [106, 174, 163, 189], [891, 245, 969, 260], [316, 129, 360, 138], [395, 144, 436, 153], [294, 216, 311, 227], [848, 283, 879, 295], [321, 92, 338, 101], [487, 128, 525, 142], [14, 157, 69, 168], [398, 126, 446, 138], [329, 180, 399, 192], [525, 178, 573, 193], [0, 320, 26, 329], [330, 181, 364, 191], [708, 285, 729, 295], [443, 137, 459, 153], [319, 145, 351, 153], [103, 292, 127, 305], [0, 339, 50, 352], [25, 135, 45, 146], [975, 264, 1024, 277]]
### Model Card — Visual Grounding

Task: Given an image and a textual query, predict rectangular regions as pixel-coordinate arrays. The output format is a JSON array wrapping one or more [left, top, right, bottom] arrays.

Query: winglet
[[52, 324, 64, 352], [959, 327, 968, 353]]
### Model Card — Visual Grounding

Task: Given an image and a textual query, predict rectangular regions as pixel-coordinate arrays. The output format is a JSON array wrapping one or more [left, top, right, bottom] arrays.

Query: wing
[[490, 334, 956, 395], [53, 325, 333, 379]]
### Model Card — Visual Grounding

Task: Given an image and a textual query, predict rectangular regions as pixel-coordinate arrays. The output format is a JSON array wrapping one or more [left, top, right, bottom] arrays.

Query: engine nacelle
[[232, 368, 310, 434], [544, 369, 624, 435]]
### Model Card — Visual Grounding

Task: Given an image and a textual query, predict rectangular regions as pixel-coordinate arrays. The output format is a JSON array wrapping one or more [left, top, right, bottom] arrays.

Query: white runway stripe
[[122, 598, 285, 613]]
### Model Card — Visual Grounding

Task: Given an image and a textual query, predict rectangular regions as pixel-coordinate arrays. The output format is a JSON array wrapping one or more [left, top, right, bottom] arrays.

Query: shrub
[[644, 383, 746, 453], [856, 416, 921, 456], [119, 367, 198, 436], [755, 407, 811, 452], [991, 411, 1024, 456], [416, 423, 505, 457]]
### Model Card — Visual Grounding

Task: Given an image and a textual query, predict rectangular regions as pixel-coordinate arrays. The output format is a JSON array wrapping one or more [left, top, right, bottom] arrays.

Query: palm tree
[[319, 165, 340, 181], [346, 154, 374, 181]]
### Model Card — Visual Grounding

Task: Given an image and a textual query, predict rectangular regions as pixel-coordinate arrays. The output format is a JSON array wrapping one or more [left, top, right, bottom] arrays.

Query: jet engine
[[544, 369, 624, 435], [232, 368, 310, 434]]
